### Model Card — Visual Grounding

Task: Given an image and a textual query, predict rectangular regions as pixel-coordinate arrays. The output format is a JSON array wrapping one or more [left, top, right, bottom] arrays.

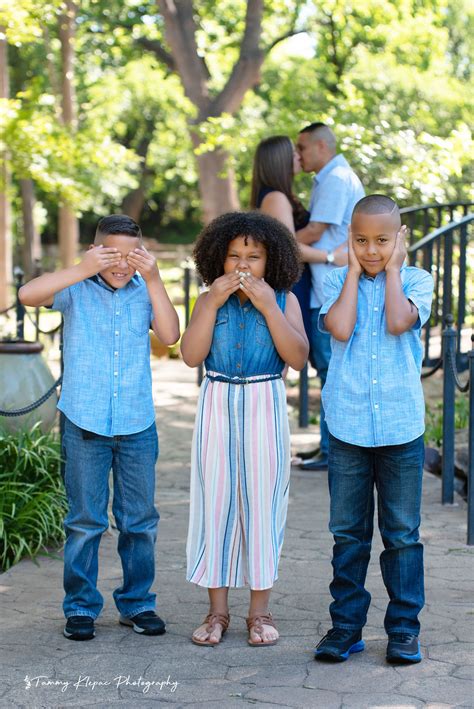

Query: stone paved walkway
[[0, 359, 473, 708]]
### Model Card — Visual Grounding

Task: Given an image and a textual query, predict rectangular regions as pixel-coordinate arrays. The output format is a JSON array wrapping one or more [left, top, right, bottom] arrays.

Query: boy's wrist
[[347, 265, 362, 278]]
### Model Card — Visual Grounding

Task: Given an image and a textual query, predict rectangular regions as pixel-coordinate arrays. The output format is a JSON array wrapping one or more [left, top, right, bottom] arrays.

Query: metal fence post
[[442, 314, 456, 504], [467, 336, 474, 544], [13, 267, 25, 340], [298, 363, 309, 428], [183, 261, 191, 327]]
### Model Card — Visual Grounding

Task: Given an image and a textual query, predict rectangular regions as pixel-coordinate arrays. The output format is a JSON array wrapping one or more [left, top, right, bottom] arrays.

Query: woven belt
[[205, 373, 282, 385]]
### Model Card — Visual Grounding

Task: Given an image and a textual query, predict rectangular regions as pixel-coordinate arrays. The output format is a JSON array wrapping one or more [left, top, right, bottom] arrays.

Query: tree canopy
[[1, 0, 472, 269]]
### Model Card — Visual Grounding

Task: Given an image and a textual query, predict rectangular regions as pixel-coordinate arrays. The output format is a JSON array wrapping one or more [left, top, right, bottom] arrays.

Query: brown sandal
[[246, 612, 278, 646], [191, 612, 230, 646]]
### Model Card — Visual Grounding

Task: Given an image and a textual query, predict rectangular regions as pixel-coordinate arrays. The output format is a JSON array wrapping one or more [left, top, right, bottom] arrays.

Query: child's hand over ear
[[348, 228, 363, 276], [127, 247, 160, 282], [239, 274, 276, 315], [207, 272, 241, 309], [385, 226, 408, 273]]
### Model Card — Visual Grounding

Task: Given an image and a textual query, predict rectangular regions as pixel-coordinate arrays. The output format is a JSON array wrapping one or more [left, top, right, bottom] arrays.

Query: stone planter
[[0, 341, 58, 434]]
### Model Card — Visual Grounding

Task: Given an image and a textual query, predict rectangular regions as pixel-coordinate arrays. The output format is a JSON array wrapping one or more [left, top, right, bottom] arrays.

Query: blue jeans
[[328, 433, 425, 635], [310, 308, 332, 456], [62, 417, 159, 619]]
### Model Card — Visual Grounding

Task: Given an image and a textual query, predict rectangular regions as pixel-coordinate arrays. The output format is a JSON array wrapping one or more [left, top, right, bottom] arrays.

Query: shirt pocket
[[127, 302, 151, 336], [255, 314, 273, 347], [211, 313, 229, 351]]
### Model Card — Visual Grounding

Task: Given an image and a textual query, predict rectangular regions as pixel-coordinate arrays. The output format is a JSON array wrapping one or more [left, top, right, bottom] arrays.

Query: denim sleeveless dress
[[186, 292, 291, 589]]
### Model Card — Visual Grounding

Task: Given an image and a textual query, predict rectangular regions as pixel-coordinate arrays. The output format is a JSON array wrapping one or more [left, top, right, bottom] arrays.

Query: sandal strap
[[203, 612, 230, 633], [246, 612, 275, 632]]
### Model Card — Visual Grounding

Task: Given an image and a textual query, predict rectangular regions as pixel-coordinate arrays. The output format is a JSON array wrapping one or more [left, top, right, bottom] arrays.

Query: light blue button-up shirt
[[308, 154, 365, 308], [318, 266, 434, 447], [53, 274, 155, 437]]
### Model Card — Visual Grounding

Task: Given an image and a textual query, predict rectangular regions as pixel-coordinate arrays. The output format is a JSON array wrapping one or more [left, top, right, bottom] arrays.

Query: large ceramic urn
[[0, 341, 58, 433]]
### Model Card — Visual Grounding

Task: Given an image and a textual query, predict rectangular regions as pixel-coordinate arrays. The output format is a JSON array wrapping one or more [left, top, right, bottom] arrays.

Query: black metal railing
[[436, 317, 473, 545], [407, 213, 473, 369], [401, 201, 473, 250]]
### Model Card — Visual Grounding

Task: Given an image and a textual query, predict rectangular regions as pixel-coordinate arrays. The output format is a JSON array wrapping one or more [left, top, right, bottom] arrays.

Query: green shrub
[[424, 395, 469, 447], [0, 425, 67, 571]]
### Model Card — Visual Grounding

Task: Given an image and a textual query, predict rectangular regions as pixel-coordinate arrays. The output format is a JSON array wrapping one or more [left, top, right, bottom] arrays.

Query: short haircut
[[95, 214, 142, 243], [353, 194, 400, 218], [299, 122, 336, 150], [193, 211, 301, 291]]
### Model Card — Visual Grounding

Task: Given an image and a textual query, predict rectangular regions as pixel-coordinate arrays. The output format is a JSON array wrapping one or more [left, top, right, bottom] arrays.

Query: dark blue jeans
[[328, 433, 425, 635], [310, 307, 332, 456], [62, 417, 159, 619]]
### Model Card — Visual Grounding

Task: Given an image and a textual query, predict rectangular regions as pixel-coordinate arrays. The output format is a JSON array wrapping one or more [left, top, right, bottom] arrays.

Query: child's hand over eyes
[[80, 245, 121, 278], [239, 274, 276, 315], [127, 247, 160, 282]]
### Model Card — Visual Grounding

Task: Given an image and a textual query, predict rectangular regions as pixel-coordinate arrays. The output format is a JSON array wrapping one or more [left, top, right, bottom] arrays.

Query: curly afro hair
[[193, 211, 302, 291]]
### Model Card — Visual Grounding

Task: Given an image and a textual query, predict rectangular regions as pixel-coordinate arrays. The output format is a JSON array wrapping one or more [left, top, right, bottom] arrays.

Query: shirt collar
[[313, 153, 348, 184], [91, 273, 141, 292], [360, 265, 408, 281]]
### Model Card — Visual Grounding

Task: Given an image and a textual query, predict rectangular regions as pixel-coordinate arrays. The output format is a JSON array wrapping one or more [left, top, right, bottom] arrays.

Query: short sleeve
[[403, 268, 434, 329], [52, 285, 73, 313], [310, 176, 350, 226], [318, 268, 346, 333]]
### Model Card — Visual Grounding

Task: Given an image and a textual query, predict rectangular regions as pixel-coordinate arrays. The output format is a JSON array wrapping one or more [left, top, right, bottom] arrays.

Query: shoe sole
[[63, 629, 95, 641], [119, 618, 166, 636], [386, 651, 422, 664], [315, 639, 365, 662]]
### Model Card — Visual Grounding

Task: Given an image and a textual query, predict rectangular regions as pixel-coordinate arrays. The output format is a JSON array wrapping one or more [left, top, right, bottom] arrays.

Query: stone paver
[[0, 359, 473, 708]]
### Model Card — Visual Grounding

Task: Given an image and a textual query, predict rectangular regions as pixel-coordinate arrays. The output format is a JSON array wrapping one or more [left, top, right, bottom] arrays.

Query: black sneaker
[[314, 627, 365, 662], [386, 633, 421, 664], [63, 615, 95, 641], [119, 611, 166, 636]]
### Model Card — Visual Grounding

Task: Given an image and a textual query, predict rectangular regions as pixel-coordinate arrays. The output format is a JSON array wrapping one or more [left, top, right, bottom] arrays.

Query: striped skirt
[[186, 373, 291, 590]]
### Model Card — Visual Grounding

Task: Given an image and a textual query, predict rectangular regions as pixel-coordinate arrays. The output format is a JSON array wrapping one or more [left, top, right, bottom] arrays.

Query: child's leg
[[374, 435, 425, 636], [111, 422, 159, 618], [247, 588, 279, 644], [62, 418, 113, 619], [328, 434, 375, 630], [192, 587, 230, 643]]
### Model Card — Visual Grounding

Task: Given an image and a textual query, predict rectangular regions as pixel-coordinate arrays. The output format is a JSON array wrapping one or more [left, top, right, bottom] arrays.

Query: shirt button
[[372, 354, 376, 359], [114, 372, 118, 376], [236, 363, 241, 368], [114, 351, 118, 356], [239, 323, 244, 329], [115, 331, 119, 335], [373, 379, 377, 384], [236, 343, 241, 349], [116, 311, 120, 315], [113, 393, 117, 397], [374, 307, 379, 311], [374, 404, 379, 409], [372, 331, 376, 336]]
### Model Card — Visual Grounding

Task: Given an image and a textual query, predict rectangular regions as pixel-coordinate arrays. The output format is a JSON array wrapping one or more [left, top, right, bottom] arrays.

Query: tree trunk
[[122, 186, 147, 223], [0, 32, 12, 309], [157, 0, 266, 223], [58, 1, 79, 266], [191, 136, 240, 223], [20, 179, 41, 280]]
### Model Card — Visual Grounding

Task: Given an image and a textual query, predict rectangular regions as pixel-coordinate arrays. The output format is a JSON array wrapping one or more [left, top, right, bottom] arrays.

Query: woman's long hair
[[250, 135, 306, 224], [250, 136, 294, 208]]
